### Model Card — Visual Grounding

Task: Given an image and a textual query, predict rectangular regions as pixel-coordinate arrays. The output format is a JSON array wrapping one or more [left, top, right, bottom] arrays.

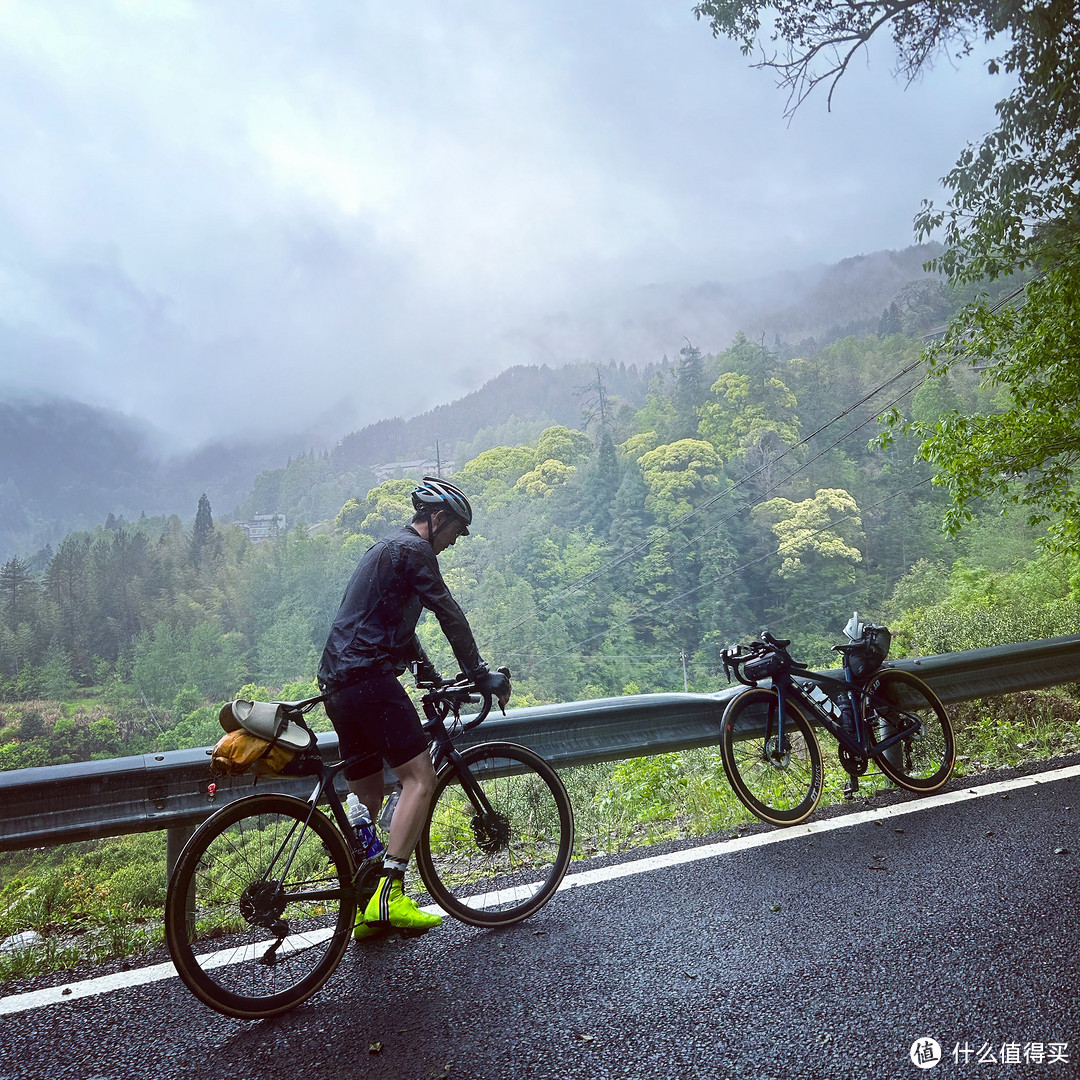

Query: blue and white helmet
[[411, 476, 472, 535]]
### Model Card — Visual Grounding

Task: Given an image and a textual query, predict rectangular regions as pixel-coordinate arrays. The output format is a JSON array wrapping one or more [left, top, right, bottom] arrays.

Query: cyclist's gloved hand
[[474, 668, 511, 711]]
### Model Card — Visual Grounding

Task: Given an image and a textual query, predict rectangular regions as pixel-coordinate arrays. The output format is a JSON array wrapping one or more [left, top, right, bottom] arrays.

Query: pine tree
[[674, 341, 706, 437], [190, 494, 215, 568]]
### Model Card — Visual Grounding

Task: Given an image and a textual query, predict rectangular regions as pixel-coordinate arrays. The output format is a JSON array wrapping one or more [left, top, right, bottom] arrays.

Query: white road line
[[556, 762, 1080, 891], [2, 762, 1077, 1017]]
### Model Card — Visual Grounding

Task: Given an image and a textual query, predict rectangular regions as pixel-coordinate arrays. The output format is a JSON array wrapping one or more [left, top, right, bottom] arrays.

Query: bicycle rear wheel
[[861, 669, 955, 793], [719, 688, 824, 826], [165, 793, 357, 1020], [415, 741, 574, 927]]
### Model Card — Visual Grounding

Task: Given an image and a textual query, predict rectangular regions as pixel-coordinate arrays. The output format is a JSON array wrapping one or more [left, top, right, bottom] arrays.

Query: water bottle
[[807, 684, 840, 721], [379, 784, 401, 832], [837, 691, 856, 733], [346, 793, 385, 861]]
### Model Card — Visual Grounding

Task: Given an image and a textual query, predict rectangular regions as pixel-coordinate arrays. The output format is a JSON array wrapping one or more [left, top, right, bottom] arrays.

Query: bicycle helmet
[[411, 476, 472, 535]]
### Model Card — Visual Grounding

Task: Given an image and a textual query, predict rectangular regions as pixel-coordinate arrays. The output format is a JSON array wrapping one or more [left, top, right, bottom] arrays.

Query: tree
[[577, 366, 615, 436], [893, 258, 1080, 550], [673, 341, 707, 437], [0, 556, 36, 630], [454, 445, 536, 509], [698, 371, 800, 468], [753, 488, 865, 615], [190, 493, 216, 568], [515, 459, 577, 498], [694, 0, 1080, 548], [637, 439, 723, 524], [535, 425, 592, 467]]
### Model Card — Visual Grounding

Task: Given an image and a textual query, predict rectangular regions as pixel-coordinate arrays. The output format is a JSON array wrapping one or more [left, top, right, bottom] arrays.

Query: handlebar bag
[[744, 651, 790, 683], [848, 625, 892, 681]]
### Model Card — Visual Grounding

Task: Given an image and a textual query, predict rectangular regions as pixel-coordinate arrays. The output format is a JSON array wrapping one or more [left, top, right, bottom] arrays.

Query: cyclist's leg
[[384, 748, 436, 858], [326, 676, 442, 932], [326, 676, 435, 935], [364, 747, 442, 931]]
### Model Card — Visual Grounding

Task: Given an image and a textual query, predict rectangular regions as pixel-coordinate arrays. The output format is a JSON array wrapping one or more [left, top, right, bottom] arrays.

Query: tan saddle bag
[[210, 699, 315, 777]]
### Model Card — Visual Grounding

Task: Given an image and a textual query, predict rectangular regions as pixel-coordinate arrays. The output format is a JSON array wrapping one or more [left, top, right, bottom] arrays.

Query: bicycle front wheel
[[415, 741, 574, 928], [165, 793, 357, 1020], [861, 669, 955, 793], [719, 688, 824, 826]]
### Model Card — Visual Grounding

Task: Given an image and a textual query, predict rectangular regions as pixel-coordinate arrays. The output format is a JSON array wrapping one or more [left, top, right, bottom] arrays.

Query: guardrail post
[[166, 823, 197, 879]]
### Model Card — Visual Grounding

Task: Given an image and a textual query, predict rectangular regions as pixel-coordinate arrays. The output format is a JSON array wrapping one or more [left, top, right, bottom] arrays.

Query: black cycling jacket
[[318, 525, 486, 690]]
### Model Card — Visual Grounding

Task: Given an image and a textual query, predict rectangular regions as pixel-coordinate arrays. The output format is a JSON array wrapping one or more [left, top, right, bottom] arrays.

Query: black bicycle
[[718, 614, 955, 827], [164, 672, 575, 1020]]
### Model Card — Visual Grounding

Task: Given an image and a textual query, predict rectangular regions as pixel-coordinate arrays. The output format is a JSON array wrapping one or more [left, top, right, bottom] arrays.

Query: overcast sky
[[0, 0, 1006, 451]]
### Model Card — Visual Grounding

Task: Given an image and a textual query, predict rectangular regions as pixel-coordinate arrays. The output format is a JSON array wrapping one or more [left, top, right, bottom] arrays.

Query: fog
[[0, 0, 1005, 450]]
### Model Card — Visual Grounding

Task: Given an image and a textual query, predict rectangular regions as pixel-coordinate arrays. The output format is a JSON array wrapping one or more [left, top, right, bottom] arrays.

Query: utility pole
[[680, 650, 688, 692]]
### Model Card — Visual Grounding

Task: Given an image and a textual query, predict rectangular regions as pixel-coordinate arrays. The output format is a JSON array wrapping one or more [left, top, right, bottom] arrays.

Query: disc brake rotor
[[239, 881, 287, 931], [471, 812, 511, 854]]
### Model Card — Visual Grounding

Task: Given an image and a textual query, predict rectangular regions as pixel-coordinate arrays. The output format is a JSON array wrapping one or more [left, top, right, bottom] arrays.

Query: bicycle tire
[[719, 687, 824, 826], [165, 792, 357, 1020], [414, 741, 574, 927], [861, 669, 955, 793]]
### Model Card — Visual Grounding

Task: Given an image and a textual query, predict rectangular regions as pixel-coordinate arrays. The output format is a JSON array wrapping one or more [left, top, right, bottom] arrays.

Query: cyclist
[[318, 476, 510, 939]]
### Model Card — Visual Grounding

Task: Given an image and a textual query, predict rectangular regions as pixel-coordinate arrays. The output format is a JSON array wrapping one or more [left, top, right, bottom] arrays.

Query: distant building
[[237, 513, 286, 543], [372, 459, 455, 482]]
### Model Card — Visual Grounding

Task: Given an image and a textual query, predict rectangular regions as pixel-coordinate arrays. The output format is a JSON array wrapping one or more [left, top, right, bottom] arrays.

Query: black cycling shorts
[[323, 673, 429, 781]]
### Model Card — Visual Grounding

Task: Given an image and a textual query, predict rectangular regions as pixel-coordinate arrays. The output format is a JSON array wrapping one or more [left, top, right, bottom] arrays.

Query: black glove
[[474, 668, 511, 703]]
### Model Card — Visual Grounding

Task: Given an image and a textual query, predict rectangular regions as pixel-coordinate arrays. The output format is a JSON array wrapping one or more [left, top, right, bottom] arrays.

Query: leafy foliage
[[889, 257, 1080, 550], [694, 0, 1080, 548], [1, 317, 1078, 774]]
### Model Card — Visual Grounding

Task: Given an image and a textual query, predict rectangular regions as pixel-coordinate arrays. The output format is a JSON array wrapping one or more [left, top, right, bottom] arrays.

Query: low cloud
[[0, 0, 1005, 450]]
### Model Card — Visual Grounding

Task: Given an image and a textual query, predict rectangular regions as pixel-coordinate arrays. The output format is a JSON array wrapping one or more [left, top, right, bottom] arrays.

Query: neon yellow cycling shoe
[[353, 917, 389, 942], [352, 868, 388, 941], [363, 875, 442, 933]]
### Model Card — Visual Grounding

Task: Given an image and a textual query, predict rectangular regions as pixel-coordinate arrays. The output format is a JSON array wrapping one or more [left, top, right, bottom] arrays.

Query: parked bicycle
[[164, 672, 575, 1020], [718, 613, 955, 827]]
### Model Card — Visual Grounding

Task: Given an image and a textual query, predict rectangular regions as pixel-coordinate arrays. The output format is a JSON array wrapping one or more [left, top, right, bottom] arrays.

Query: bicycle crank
[[838, 746, 868, 775]]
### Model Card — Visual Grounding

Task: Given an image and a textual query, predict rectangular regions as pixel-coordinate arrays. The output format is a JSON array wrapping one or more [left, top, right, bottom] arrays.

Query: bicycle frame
[[278, 709, 503, 886], [779, 670, 919, 762]]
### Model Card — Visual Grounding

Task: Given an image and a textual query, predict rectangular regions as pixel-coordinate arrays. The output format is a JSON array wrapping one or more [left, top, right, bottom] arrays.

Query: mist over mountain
[[0, 245, 948, 561], [508, 243, 944, 367], [0, 397, 321, 563]]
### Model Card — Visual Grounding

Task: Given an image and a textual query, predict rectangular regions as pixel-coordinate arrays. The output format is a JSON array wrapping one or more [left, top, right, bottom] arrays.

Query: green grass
[[2, 687, 1078, 984], [0, 833, 166, 983]]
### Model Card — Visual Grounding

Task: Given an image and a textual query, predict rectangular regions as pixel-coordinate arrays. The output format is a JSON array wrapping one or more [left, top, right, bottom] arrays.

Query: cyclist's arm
[[406, 635, 444, 685], [406, 545, 487, 680]]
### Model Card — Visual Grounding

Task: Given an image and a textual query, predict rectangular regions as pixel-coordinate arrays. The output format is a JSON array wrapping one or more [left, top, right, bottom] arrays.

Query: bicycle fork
[[438, 745, 510, 854]]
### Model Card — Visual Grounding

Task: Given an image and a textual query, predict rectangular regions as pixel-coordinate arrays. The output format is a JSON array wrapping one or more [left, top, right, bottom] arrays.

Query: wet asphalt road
[[1, 766, 1077, 1080]]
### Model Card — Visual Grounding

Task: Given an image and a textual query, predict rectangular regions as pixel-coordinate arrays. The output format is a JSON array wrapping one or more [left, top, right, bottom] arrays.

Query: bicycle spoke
[[416, 742, 574, 926], [166, 794, 355, 1019]]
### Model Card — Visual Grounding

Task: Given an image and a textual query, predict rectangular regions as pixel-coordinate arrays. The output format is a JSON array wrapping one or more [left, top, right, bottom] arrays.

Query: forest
[[2, 315, 1078, 773]]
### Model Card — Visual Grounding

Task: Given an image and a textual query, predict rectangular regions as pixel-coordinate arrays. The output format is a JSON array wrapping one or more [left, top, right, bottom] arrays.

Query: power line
[[485, 355, 929, 650], [529, 474, 935, 668], [487, 365, 926, 659]]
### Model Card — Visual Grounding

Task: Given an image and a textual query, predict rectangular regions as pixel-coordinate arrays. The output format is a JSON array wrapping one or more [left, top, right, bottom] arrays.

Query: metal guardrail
[[2, 634, 1079, 859]]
